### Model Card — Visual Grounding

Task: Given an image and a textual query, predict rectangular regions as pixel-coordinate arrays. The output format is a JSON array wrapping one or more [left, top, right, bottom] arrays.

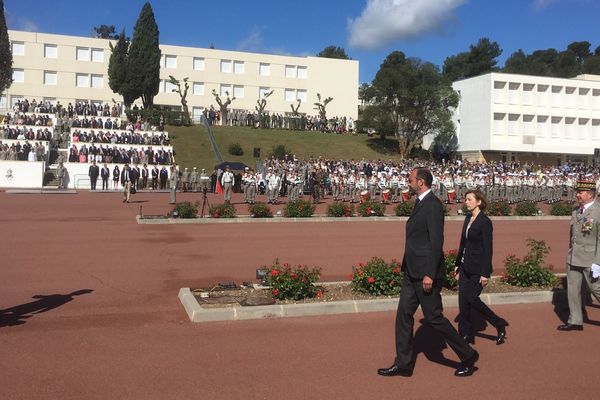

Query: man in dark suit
[[100, 163, 110, 190], [120, 163, 132, 203], [88, 160, 100, 190], [378, 168, 479, 378]]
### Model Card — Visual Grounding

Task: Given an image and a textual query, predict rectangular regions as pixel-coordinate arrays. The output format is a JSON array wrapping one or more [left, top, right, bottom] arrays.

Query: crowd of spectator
[[68, 144, 174, 165], [3, 112, 53, 127], [72, 130, 170, 146], [1, 126, 53, 141], [0, 140, 46, 161]]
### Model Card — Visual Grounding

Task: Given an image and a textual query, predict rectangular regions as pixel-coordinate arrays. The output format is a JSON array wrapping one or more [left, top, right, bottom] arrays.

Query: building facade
[[453, 72, 600, 164], [4, 30, 359, 121]]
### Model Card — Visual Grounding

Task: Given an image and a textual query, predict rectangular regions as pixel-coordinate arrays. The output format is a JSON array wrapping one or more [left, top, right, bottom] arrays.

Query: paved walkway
[[0, 191, 596, 399]]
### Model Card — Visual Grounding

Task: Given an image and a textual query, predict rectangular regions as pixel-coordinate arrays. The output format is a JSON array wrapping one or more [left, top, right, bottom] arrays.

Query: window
[[193, 82, 204, 95], [233, 61, 244, 74], [220, 84, 232, 98], [233, 85, 244, 98], [76, 73, 89, 87], [165, 80, 177, 93], [11, 95, 24, 108], [297, 66, 307, 79], [44, 44, 57, 58], [285, 88, 295, 102], [44, 71, 57, 85], [259, 63, 270, 76], [285, 65, 296, 78], [91, 74, 103, 88], [220, 60, 232, 73], [193, 57, 205, 71], [296, 89, 307, 102], [0, 95, 6, 109], [76, 47, 90, 61], [259, 87, 271, 99], [12, 69, 24, 83], [11, 41, 25, 56], [164, 55, 177, 69], [91, 48, 104, 63]]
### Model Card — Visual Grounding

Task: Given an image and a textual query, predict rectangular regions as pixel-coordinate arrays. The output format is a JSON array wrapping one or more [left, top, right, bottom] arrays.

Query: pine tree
[[126, 2, 161, 109], [108, 30, 136, 107], [0, 0, 13, 94]]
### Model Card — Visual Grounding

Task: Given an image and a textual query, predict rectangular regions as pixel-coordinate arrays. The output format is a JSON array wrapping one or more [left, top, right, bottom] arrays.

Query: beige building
[[4, 30, 359, 121]]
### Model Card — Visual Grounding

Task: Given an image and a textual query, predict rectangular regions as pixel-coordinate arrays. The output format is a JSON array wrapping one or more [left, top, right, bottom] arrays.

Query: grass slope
[[169, 124, 403, 171]]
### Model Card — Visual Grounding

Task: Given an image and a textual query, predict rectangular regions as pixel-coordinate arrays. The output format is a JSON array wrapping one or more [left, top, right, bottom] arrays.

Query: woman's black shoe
[[496, 326, 507, 345], [462, 335, 475, 344]]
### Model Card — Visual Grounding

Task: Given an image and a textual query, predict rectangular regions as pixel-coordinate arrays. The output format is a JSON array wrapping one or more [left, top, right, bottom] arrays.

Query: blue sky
[[5, 0, 600, 83]]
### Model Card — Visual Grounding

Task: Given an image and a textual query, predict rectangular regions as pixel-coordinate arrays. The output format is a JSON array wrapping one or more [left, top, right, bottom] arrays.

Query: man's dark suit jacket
[[88, 165, 99, 178], [120, 169, 131, 186], [455, 213, 493, 277], [402, 191, 445, 280]]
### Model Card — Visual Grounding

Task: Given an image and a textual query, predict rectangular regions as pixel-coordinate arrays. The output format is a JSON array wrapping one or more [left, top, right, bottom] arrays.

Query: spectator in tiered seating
[[71, 129, 169, 146]]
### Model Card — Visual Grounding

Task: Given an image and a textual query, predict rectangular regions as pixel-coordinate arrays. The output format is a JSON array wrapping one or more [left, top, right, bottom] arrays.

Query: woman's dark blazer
[[455, 212, 493, 277]]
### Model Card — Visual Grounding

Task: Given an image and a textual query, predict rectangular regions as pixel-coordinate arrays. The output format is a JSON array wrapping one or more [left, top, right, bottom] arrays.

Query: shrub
[[357, 200, 385, 217], [283, 199, 315, 218], [249, 203, 273, 218], [442, 202, 450, 216], [270, 144, 292, 160], [351, 257, 403, 296], [488, 200, 511, 216], [394, 201, 414, 216], [209, 203, 236, 218], [514, 201, 539, 216], [502, 238, 559, 287], [443, 250, 459, 290], [263, 260, 322, 301], [228, 142, 244, 156], [170, 201, 199, 218], [327, 201, 354, 217], [550, 202, 574, 216], [459, 203, 469, 216]]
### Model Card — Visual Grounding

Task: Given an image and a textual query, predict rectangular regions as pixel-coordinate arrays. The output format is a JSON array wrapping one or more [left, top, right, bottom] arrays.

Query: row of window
[[159, 80, 307, 102], [494, 113, 600, 125], [12, 41, 105, 62], [494, 80, 600, 96], [12, 69, 103, 88]]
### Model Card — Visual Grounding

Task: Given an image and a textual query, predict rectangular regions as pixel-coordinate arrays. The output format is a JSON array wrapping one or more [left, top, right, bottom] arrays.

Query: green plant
[[283, 199, 315, 218], [443, 249, 459, 290], [502, 238, 559, 287], [263, 260, 322, 300], [442, 202, 450, 216], [514, 200, 540, 216], [488, 200, 511, 216], [170, 201, 199, 218], [550, 202, 574, 216], [350, 257, 403, 296], [459, 203, 469, 215], [270, 144, 292, 160], [228, 142, 244, 156], [357, 200, 385, 217], [394, 201, 414, 216], [209, 203, 236, 218], [249, 203, 273, 218], [327, 201, 354, 217]]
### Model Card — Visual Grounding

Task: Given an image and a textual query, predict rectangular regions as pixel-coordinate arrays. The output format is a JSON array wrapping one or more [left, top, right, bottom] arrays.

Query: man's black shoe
[[557, 323, 583, 331], [455, 350, 479, 377], [377, 365, 413, 377]]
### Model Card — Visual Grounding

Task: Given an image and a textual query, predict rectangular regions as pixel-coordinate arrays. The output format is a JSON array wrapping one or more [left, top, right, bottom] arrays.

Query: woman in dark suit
[[455, 189, 508, 345]]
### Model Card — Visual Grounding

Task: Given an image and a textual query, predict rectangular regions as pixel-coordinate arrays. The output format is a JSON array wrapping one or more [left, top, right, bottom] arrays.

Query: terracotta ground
[[1, 190, 597, 400]]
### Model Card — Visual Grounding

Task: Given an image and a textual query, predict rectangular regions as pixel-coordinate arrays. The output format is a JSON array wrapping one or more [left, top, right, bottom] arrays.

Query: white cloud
[[18, 17, 39, 32], [237, 27, 263, 52], [532, 0, 559, 11], [348, 0, 467, 50]]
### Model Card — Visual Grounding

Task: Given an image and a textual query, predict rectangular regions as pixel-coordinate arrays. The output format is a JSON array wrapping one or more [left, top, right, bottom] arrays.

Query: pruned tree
[[0, 0, 12, 95], [255, 90, 274, 114], [94, 25, 119, 39], [127, 2, 161, 108], [212, 89, 235, 124], [313, 93, 333, 120], [290, 99, 301, 116], [168, 75, 190, 124], [108, 30, 136, 107]]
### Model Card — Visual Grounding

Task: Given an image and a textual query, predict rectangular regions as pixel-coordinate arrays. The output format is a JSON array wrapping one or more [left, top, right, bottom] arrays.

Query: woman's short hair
[[465, 189, 488, 211]]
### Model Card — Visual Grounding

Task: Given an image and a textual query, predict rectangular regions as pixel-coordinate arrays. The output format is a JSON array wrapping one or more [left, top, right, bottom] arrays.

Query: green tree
[[443, 38, 502, 81], [316, 45, 352, 60], [127, 2, 161, 108], [93, 25, 119, 39], [362, 51, 458, 158], [429, 127, 458, 162], [0, 0, 12, 94], [108, 30, 137, 107]]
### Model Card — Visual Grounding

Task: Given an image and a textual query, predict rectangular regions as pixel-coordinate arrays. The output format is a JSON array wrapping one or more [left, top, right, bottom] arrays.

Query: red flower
[[393, 267, 400, 274], [358, 270, 364, 277], [283, 262, 290, 267], [272, 288, 279, 296], [368, 277, 375, 284], [316, 291, 324, 298], [348, 273, 354, 279], [291, 273, 298, 279], [271, 269, 280, 277], [448, 249, 457, 256]]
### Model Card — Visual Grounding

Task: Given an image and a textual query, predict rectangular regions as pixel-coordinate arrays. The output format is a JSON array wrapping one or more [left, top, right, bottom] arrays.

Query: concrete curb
[[178, 287, 565, 323], [140, 215, 571, 224], [6, 189, 78, 194]]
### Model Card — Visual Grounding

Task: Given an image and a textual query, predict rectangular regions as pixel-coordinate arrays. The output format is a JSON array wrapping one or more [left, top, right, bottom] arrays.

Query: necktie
[[579, 206, 584, 215], [125, 171, 129, 182], [414, 197, 420, 207]]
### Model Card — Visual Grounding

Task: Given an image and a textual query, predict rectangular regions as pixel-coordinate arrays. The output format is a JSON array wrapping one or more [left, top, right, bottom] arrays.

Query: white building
[[4, 30, 359, 121], [452, 72, 600, 164]]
